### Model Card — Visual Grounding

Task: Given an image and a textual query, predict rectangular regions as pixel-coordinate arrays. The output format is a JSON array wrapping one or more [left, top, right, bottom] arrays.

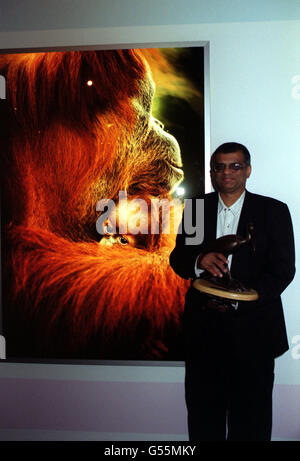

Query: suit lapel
[[236, 190, 253, 235], [231, 189, 254, 275]]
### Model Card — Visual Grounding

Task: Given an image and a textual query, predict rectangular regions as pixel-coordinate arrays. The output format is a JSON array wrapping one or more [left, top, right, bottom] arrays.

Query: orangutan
[[0, 49, 191, 360]]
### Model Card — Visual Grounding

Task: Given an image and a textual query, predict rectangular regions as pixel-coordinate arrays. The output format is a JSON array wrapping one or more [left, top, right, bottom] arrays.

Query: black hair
[[210, 142, 251, 169]]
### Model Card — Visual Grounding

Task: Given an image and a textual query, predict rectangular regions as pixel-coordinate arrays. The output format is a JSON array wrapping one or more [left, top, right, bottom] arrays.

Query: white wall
[[0, 1, 299, 441]]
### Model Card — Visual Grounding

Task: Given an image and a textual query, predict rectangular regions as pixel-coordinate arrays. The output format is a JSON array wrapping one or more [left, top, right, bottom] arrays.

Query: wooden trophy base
[[192, 278, 259, 301]]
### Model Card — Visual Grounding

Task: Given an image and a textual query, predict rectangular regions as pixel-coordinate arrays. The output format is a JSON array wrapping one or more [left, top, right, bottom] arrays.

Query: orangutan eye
[[119, 236, 129, 245], [153, 118, 164, 130]]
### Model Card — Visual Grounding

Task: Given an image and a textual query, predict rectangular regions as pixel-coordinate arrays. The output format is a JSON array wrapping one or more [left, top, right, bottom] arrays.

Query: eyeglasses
[[212, 162, 247, 173]]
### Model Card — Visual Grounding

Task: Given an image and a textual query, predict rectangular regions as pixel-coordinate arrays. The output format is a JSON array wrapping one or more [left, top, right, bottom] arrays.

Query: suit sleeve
[[169, 198, 204, 280], [253, 202, 295, 304]]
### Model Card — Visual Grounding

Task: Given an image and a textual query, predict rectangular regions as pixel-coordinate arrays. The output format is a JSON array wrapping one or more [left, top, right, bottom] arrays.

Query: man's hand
[[197, 252, 228, 278]]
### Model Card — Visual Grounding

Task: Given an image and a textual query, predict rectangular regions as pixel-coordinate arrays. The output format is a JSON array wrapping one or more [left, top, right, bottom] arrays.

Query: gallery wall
[[0, 0, 299, 441]]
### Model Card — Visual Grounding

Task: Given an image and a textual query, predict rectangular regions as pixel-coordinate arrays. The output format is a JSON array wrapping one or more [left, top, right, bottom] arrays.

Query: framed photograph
[[0, 45, 205, 362]]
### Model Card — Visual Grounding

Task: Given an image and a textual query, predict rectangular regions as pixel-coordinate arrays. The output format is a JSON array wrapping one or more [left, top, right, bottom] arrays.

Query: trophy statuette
[[193, 223, 259, 302]]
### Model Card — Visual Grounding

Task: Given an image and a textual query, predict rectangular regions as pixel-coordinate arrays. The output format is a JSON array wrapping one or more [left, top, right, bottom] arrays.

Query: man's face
[[211, 150, 251, 194]]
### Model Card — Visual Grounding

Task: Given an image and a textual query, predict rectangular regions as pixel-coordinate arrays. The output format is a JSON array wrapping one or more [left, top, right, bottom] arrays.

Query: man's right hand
[[197, 252, 228, 278]]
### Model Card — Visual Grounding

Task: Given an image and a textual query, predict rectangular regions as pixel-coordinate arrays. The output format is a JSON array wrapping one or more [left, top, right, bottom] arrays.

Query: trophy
[[193, 223, 259, 302]]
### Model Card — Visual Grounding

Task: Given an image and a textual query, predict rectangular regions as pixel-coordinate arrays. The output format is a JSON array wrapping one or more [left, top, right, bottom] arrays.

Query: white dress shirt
[[195, 191, 245, 277]]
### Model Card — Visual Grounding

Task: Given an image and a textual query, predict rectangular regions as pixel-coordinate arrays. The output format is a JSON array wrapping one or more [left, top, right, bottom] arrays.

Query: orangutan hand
[[197, 252, 228, 278]]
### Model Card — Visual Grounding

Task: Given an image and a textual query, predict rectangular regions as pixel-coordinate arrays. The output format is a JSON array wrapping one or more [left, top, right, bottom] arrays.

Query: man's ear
[[210, 169, 217, 191], [246, 165, 252, 178]]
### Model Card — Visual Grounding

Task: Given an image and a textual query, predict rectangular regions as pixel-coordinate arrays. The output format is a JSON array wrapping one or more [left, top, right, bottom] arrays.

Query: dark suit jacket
[[170, 190, 295, 359]]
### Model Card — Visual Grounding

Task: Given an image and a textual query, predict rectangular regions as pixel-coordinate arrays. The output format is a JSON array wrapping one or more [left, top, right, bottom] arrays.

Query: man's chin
[[218, 185, 236, 193], [216, 184, 243, 195]]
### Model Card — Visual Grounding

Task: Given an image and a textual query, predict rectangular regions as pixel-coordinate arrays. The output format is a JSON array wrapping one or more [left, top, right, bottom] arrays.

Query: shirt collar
[[218, 190, 246, 216]]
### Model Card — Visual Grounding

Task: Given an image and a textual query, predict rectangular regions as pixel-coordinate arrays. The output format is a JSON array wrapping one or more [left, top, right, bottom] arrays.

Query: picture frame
[[0, 43, 207, 364]]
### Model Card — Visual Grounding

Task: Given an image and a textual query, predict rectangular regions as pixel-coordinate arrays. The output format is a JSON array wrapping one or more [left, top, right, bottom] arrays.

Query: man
[[170, 142, 295, 441]]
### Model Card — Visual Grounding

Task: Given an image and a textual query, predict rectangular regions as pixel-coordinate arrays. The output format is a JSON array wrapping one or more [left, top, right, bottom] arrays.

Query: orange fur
[[1, 50, 189, 359]]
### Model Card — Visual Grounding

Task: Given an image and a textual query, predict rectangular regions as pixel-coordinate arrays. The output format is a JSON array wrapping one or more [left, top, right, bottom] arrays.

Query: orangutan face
[[131, 69, 183, 190], [97, 61, 184, 248], [100, 63, 184, 202]]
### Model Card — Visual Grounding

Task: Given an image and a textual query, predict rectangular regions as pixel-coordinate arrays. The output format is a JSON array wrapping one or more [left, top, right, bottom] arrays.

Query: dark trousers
[[184, 299, 275, 441]]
